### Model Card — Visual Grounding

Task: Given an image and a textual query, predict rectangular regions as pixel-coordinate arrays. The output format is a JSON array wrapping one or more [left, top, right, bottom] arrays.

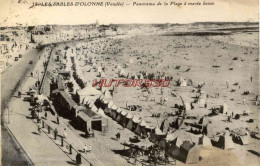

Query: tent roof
[[82, 97, 90, 105], [166, 133, 177, 142], [59, 91, 77, 108], [78, 112, 92, 121], [121, 110, 128, 116], [76, 105, 86, 111], [108, 100, 114, 108], [116, 108, 123, 113], [139, 120, 148, 127], [132, 116, 142, 123], [155, 126, 165, 135], [97, 108, 105, 115], [37, 95, 48, 103], [79, 108, 101, 120], [91, 105, 98, 112], [126, 112, 134, 119], [126, 113, 134, 119], [231, 128, 248, 136], [186, 145, 201, 164], [88, 101, 94, 108], [111, 105, 118, 110], [198, 117, 210, 126], [101, 90, 112, 103], [174, 136, 183, 148], [135, 138, 153, 148], [199, 135, 212, 147], [77, 84, 102, 96]]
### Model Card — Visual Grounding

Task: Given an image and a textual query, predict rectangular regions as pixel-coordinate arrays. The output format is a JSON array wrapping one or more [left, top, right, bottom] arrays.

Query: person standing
[[204, 103, 207, 108], [63, 128, 67, 139], [83, 145, 88, 153], [54, 128, 58, 140], [57, 115, 59, 124], [76, 153, 82, 164], [38, 111, 42, 119], [38, 126, 41, 134], [18, 91, 21, 98], [226, 80, 229, 89], [45, 112, 48, 120]]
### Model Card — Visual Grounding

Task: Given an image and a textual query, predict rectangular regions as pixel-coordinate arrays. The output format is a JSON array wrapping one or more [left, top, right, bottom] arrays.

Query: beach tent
[[199, 91, 207, 98], [126, 115, 135, 130], [116, 107, 123, 118], [127, 116, 141, 131], [166, 133, 177, 142], [100, 71, 106, 78], [185, 145, 201, 164], [198, 117, 210, 126], [150, 125, 166, 142], [91, 105, 98, 112], [135, 138, 153, 149], [135, 120, 148, 137], [217, 131, 235, 149], [174, 136, 184, 148], [97, 108, 105, 116], [197, 97, 206, 105], [101, 90, 113, 104], [111, 105, 118, 119], [185, 102, 191, 111], [134, 75, 138, 80], [116, 109, 128, 127], [220, 103, 229, 114], [37, 95, 49, 104], [198, 135, 212, 148], [177, 77, 187, 87], [231, 128, 250, 145], [125, 113, 134, 125], [82, 97, 90, 105], [97, 66, 102, 73], [116, 108, 127, 122], [160, 119, 171, 133], [104, 100, 113, 114], [139, 74, 144, 80], [119, 109, 128, 126], [76, 84, 102, 103]]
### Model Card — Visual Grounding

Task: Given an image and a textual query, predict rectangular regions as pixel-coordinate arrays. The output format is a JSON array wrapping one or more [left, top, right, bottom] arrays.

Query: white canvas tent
[[77, 84, 102, 103]]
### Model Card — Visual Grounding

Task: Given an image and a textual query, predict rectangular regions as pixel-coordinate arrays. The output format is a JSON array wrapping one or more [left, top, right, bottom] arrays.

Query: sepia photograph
[[0, 0, 259, 165]]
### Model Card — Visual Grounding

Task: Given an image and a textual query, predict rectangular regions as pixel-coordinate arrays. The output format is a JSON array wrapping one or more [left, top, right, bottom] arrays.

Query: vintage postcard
[[0, 0, 259, 165]]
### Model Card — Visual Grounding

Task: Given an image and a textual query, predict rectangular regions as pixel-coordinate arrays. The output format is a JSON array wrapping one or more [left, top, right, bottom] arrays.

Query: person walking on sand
[[250, 76, 253, 82], [45, 112, 47, 120], [54, 128, 58, 140], [83, 144, 88, 153], [63, 128, 67, 139], [57, 115, 59, 124], [38, 111, 42, 119], [38, 126, 41, 134], [226, 80, 229, 89]]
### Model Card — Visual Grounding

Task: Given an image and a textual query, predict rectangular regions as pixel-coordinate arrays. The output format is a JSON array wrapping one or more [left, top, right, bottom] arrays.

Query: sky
[[0, 0, 259, 26]]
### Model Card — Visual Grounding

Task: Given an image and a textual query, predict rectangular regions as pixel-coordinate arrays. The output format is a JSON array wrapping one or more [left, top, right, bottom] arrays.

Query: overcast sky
[[0, 0, 258, 26]]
